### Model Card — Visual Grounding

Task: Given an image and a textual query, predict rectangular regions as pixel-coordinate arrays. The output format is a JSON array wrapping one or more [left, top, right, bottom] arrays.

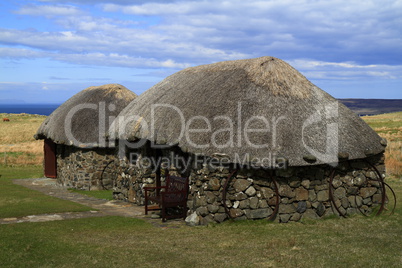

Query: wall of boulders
[[112, 148, 386, 225], [56, 145, 116, 190]]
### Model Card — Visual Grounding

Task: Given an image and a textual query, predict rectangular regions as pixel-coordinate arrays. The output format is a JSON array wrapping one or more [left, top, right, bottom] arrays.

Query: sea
[[0, 104, 61, 116]]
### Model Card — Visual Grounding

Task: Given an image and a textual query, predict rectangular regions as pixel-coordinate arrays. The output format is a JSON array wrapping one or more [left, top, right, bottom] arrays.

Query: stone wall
[[56, 145, 116, 190], [185, 154, 385, 225], [112, 148, 386, 225]]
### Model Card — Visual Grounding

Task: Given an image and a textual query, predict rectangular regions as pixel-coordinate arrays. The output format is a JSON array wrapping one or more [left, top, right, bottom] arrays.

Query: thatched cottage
[[110, 57, 388, 224], [35, 84, 137, 190]]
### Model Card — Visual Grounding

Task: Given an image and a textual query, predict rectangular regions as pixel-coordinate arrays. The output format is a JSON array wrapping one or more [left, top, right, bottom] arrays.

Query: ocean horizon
[[0, 103, 61, 116]]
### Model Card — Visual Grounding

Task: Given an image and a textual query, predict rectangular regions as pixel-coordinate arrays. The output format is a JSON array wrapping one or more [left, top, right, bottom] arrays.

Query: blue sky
[[0, 0, 401, 103]]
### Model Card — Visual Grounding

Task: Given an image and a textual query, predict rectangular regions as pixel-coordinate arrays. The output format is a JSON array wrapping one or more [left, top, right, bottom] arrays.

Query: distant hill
[[338, 99, 402, 116]]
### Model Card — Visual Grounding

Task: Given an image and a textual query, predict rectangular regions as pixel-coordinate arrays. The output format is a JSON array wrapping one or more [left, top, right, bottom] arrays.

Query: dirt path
[[0, 178, 186, 228]]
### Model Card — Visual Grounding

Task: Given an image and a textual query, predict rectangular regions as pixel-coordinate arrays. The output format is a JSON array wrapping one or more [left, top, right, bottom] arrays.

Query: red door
[[44, 139, 57, 178]]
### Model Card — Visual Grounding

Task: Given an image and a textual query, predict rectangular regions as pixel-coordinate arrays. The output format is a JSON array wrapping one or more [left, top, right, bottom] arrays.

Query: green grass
[[69, 189, 114, 200], [0, 165, 92, 218], [0, 208, 401, 267], [363, 111, 402, 131], [0, 166, 401, 267]]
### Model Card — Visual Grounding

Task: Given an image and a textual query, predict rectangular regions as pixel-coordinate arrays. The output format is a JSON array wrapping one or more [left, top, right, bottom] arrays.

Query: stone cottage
[[110, 57, 389, 224], [35, 84, 137, 190]]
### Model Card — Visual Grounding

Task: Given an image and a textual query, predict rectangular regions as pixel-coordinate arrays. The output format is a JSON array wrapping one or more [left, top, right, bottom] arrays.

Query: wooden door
[[44, 139, 57, 178]]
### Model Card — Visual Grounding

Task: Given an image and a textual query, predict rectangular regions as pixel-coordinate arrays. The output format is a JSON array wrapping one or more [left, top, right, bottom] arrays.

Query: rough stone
[[280, 214, 291, 223], [214, 213, 227, 223], [200, 215, 215, 225], [279, 204, 296, 214], [317, 202, 325, 217], [353, 173, 366, 186], [348, 196, 363, 208], [341, 197, 349, 208], [365, 171, 376, 179], [239, 199, 250, 209], [185, 212, 200, 226], [229, 208, 244, 218], [360, 187, 377, 198], [317, 190, 329, 201], [332, 177, 342, 188], [302, 209, 319, 219], [260, 187, 274, 199], [207, 204, 220, 213], [279, 185, 295, 198], [258, 199, 269, 208], [296, 201, 307, 214], [342, 175, 354, 186], [334, 187, 346, 199], [195, 195, 207, 207], [314, 184, 328, 191], [295, 187, 309, 201], [308, 190, 317, 201], [208, 178, 221, 191], [290, 212, 302, 221], [244, 208, 273, 219], [346, 208, 359, 215], [347, 186, 359, 195], [245, 186, 257, 196], [205, 191, 217, 204], [362, 197, 372, 205], [196, 206, 209, 217], [235, 192, 248, 200], [233, 200, 240, 209], [289, 179, 301, 188], [301, 179, 310, 189], [249, 197, 259, 209], [233, 179, 252, 192]]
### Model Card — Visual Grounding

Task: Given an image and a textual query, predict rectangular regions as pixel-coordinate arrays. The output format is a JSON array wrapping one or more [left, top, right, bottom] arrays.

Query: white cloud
[[289, 59, 402, 80], [1, 0, 402, 89], [16, 4, 83, 17]]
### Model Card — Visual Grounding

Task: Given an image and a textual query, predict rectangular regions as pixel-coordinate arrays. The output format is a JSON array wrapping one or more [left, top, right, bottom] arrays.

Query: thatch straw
[[35, 84, 137, 148], [112, 57, 385, 166]]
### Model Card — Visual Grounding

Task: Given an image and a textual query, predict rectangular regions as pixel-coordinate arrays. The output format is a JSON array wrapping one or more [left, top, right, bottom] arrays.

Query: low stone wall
[[56, 145, 116, 190], [185, 154, 385, 225], [112, 150, 386, 225]]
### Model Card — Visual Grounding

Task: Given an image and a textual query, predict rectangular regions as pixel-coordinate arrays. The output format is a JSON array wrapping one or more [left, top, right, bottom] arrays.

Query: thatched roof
[[35, 84, 137, 148], [111, 57, 385, 167]]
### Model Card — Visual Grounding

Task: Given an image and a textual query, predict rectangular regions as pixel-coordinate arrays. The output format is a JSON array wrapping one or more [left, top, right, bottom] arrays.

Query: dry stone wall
[[56, 145, 116, 190], [185, 154, 385, 225], [112, 150, 386, 225]]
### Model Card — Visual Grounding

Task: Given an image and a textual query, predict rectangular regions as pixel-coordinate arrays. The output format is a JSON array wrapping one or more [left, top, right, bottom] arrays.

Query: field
[[1, 111, 401, 177], [0, 113, 45, 166], [0, 112, 401, 267], [362, 111, 402, 177]]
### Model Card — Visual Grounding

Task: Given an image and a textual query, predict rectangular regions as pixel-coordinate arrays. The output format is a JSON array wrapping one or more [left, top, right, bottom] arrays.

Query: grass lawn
[[0, 166, 401, 267], [0, 165, 92, 218], [0, 207, 401, 267]]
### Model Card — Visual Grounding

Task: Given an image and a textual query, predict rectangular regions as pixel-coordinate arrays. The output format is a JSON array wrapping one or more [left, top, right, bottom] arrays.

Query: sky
[[0, 0, 401, 103]]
